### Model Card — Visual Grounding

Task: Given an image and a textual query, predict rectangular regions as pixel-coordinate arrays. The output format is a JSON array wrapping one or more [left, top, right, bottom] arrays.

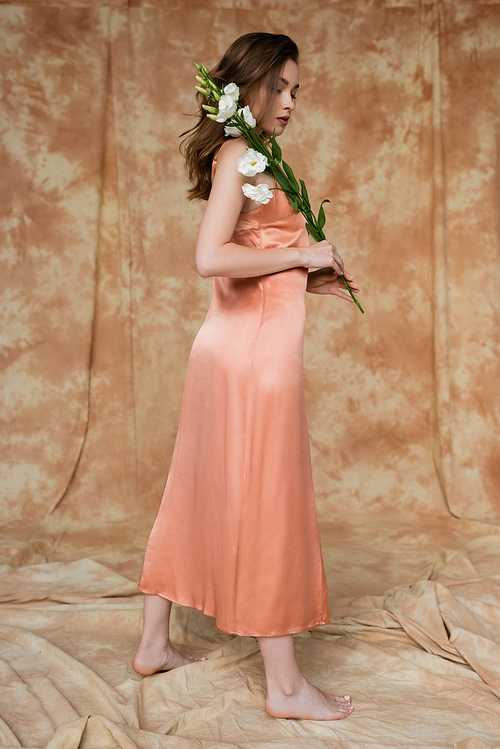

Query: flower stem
[[194, 63, 364, 314]]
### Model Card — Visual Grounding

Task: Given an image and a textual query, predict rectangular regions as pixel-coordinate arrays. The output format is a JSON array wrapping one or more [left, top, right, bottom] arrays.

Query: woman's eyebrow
[[279, 77, 300, 89]]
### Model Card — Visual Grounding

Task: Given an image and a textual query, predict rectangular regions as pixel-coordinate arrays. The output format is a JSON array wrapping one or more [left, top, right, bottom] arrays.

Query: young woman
[[133, 32, 358, 721]]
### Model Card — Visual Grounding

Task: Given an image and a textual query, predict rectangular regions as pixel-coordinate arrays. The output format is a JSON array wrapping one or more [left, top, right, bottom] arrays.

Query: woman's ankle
[[136, 633, 170, 653], [266, 673, 307, 699]]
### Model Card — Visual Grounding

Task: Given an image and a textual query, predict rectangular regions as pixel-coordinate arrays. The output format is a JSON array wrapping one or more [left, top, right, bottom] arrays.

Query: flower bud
[[195, 86, 210, 96], [202, 104, 218, 114], [206, 113, 218, 121]]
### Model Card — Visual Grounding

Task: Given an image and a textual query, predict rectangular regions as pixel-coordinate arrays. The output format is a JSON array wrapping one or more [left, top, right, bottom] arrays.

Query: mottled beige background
[[1, 2, 500, 748]]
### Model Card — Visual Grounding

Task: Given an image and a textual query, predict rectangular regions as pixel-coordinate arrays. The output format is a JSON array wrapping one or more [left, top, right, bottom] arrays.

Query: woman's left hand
[[306, 267, 360, 300]]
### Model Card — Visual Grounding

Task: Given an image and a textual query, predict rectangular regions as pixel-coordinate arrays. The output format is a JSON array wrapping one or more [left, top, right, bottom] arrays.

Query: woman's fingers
[[326, 243, 343, 276], [334, 289, 355, 302], [340, 271, 359, 290], [332, 274, 359, 301], [308, 244, 358, 290], [317, 240, 344, 276], [331, 245, 345, 276]]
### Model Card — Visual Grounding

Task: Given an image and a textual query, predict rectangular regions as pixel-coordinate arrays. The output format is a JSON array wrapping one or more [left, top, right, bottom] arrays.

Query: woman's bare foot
[[265, 677, 354, 721], [133, 642, 202, 676], [133, 594, 206, 676]]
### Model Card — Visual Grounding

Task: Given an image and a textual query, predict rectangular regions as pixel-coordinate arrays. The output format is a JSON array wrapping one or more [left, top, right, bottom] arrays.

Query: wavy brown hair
[[180, 33, 299, 201]]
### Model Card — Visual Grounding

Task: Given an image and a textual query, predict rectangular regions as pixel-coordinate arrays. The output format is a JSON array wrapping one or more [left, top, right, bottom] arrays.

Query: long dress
[[139, 145, 331, 637]]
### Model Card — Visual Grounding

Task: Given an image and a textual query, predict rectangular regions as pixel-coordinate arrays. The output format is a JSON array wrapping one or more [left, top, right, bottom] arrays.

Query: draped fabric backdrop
[[1, 1, 500, 747]]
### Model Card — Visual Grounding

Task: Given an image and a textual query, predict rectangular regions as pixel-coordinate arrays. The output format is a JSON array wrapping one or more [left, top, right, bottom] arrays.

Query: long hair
[[180, 33, 299, 201]]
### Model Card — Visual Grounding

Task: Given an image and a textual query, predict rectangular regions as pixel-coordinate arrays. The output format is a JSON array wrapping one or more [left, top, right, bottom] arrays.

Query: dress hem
[[138, 586, 331, 638]]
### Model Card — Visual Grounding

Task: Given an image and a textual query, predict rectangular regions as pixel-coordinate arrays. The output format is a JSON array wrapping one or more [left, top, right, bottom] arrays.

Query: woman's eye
[[291, 94, 297, 100]]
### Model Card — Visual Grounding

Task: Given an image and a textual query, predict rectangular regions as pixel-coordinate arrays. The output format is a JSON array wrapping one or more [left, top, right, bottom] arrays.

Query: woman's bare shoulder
[[216, 137, 249, 166]]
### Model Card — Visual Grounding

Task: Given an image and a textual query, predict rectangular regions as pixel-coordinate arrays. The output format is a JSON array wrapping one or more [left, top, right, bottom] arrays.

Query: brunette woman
[[134, 32, 358, 721]]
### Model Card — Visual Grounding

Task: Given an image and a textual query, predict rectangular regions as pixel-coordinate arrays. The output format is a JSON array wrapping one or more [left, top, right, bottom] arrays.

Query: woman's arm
[[195, 139, 344, 279]]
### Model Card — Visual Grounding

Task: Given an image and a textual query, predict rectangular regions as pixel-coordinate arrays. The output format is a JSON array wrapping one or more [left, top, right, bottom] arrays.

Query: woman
[[134, 32, 358, 721]]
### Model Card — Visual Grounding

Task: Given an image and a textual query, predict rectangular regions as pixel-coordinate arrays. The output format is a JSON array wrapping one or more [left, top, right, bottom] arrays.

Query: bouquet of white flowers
[[194, 63, 364, 313]]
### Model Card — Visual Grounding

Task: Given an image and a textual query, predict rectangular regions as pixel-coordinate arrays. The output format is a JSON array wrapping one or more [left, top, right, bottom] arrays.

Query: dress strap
[[211, 139, 236, 177]]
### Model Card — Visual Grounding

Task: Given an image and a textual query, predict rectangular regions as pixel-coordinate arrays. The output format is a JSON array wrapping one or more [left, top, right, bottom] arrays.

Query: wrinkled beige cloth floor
[[1, 0, 500, 747], [1, 514, 500, 749]]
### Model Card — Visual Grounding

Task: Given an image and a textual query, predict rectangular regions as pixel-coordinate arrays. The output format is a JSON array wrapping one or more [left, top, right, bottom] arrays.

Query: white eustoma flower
[[216, 94, 238, 122], [242, 183, 274, 205], [223, 83, 240, 102], [239, 106, 256, 128], [224, 124, 240, 137], [237, 148, 268, 177]]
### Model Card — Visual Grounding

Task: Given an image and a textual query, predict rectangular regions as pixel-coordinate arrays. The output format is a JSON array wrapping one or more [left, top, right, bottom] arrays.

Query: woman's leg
[[133, 593, 199, 674], [258, 635, 353, 720]]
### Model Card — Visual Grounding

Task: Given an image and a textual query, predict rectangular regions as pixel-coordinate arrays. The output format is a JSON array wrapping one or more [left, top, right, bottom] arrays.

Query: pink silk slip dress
[[139, 143, 331, 636]]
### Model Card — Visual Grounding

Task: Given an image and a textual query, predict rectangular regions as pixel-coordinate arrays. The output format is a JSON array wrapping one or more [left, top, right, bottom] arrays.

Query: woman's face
[[253, 59, 299, 137]]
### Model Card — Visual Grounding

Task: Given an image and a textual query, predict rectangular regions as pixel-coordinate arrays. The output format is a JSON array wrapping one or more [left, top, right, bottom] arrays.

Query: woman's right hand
[[301, 239, 345, 276]]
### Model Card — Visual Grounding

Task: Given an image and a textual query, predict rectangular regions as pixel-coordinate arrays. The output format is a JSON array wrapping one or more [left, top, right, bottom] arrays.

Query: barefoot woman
[[134, 32, 358, 721]]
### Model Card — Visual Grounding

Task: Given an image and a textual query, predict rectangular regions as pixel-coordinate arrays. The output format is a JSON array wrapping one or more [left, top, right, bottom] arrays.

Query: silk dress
[[139, 144, 331, 636]]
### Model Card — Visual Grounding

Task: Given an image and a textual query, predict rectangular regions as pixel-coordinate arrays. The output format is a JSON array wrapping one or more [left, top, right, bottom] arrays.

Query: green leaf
[[282, 161, 299, 193], [273, 170, 292, 193], [299, 179, 310, 207], [271, 135, 282, 162], [317, 199, 330, 230], [288, 200, 300, 212], [305, 222, 321, 241]]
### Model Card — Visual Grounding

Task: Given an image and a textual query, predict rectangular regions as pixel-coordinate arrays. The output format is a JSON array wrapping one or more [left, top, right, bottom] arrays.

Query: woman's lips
[[277, 117, 289, 126]]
